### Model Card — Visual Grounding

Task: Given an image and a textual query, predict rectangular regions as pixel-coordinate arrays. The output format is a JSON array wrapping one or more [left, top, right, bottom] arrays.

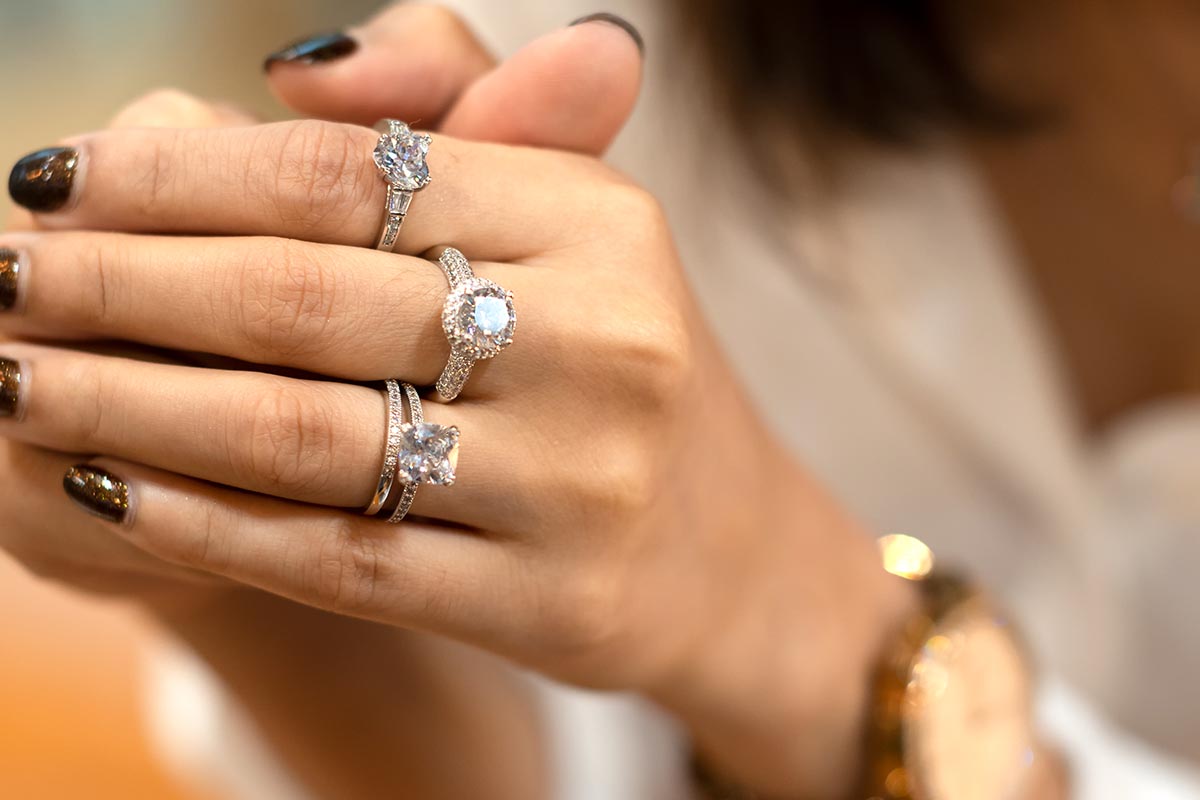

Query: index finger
[[7, 121, 608, 261]]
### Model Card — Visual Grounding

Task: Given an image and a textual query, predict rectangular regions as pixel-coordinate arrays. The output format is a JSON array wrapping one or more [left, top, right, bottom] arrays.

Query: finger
[[8, 123, 609, 260], [107, 88, 259, 129], [0, 231, 536, 387], [0, 439, 223, 591], [269, 10, 644, 157], [265, 5, 496, 128], [4, 89, 252, 234], [442, 14, 644, 155], [59, 457, 537, 651], [0, 345, 514, 528]]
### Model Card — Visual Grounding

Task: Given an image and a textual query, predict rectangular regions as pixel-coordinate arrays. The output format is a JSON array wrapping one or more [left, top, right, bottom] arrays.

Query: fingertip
[[442, 19, 644, 154]]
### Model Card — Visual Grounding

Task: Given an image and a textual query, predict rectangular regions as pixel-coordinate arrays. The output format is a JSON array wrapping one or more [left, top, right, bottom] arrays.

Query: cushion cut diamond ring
[[372, 119, 431, 251]]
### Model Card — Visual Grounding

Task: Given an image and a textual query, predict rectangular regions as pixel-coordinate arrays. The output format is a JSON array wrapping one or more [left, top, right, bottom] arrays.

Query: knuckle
[[584, 294, 693, 415], [534, 565, 628, 664], [113, 88, 218, 128], [622, 314, 693, 413], [600, 438, 660, 519], [236, 238, 345, 361], [130, 128, 184, 215], [233, 382, 338, 497], [263, 120, 374, 232], [406, 4, 474, 36], [58, 357, 112, 450], [560, 435, 658, 525], [170, 502, 234, 573], [72, 234, 130, 327], [308, 521, 381, 615], [604, 183, 670, 244]]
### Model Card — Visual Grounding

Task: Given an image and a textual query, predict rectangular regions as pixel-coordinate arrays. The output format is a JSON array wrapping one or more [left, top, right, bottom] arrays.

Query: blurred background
[[0, 2, 378, 796]]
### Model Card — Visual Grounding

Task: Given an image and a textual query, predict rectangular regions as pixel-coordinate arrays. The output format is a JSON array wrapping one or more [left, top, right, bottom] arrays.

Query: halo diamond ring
[[434, 247, 516, 401]]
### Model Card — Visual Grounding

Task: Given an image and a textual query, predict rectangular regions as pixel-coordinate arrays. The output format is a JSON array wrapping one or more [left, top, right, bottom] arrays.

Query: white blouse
[[149, 1, 1200, 797]]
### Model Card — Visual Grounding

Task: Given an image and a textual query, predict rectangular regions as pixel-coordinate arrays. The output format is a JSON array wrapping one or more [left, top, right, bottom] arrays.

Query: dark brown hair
[[674, 0, 1031, 186]]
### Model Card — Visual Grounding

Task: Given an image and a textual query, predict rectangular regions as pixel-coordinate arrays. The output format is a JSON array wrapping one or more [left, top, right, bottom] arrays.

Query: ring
[[387, 382, 460, 524], [363, 379, 405, 516], [433, 247, 516, 402], [372, 119, 432, 251]]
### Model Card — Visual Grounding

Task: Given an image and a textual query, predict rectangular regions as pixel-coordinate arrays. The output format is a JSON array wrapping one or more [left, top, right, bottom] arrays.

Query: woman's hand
[[1, 12, 648, 799], [1, 19, 912, 800], [0, 6, 641, 608], [1, 119, 734, 676]]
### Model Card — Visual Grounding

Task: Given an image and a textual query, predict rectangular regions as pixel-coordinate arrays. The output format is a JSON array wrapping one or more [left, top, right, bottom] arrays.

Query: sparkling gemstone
[[396, 423, 459, 486], [474, 296, 510, 336], [373, 123, 431, 191], [444, 278, 516, 357]]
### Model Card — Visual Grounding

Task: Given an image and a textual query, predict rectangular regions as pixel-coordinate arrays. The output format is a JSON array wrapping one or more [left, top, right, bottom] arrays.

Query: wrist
[[650, 458, 918, 798]]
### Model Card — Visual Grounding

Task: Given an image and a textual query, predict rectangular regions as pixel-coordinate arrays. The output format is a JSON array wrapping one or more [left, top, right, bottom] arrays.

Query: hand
[[1, 10, 646, 799], [0, 5, 639, 608], [1, 12, 910, 800]]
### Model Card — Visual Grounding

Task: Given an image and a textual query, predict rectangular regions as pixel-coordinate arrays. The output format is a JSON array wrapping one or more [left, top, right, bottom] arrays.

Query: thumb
[[443, 13, 644, 155], [266, 8, 644, 156], [264, 4, 496, 129]]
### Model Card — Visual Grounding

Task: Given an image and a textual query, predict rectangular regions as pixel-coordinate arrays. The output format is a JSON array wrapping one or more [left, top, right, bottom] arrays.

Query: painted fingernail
[[264, 31, 358, 71], [8, 147, 78, 213], [63, 465, 130, 524], [0, 357, 20, 418], [0, 249, 19, 311], [569, 12, 644, 55]]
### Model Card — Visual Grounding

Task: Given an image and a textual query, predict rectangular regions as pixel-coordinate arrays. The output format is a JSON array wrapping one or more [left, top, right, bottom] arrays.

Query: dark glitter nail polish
[[63, 465, 130, 524], [264, 31, 358, 71], [0, 249, 18, 310], [8, 147, 78, 213], [569, 12, 644, 55], [0, 357, 19, 417]]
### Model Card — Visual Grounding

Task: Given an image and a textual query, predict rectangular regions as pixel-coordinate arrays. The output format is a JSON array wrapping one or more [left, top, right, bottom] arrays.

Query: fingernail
[[8, 147, 78, 213], [0, 357, 20, 418], [569, 12, 644, 55], [264, 31, 358, 71], [63, 465, 130, 524], [0, 249, 19, 311]]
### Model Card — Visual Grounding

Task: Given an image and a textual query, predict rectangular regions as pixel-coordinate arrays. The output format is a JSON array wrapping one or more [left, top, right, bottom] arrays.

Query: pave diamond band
[[433, 247, 517, 401], [372, 119, 431, 252], [363, 379, 406, 516]]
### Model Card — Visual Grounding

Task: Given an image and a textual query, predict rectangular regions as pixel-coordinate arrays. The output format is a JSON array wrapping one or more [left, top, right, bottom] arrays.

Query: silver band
[[372, 119, 431, 252], [434, 247, 517, 402], [363, 379, 404, 516], [387, 382, 424, 524]]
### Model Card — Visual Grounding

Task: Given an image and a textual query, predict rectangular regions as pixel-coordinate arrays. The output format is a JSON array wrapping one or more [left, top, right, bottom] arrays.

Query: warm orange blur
[[0, 557, 206, 799]]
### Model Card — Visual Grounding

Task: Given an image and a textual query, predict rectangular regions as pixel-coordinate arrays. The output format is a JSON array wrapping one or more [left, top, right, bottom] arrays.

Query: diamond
[[395, 423, 459, 486], [386, 189, 411, 215], [474, 296, 510, 336], [442, 278, 516, 358], [373, 122, 431, 191]]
